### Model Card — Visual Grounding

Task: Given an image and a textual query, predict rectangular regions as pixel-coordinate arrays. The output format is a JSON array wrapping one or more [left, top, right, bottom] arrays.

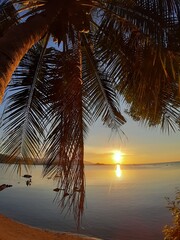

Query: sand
[[0, 214, 102, 240]]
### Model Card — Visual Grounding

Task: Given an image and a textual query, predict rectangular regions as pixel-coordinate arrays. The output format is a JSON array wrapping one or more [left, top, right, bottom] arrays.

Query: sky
[[84, 115, 180, 165]]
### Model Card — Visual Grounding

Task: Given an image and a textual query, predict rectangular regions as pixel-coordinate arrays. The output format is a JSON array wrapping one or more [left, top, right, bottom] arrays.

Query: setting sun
[[113, 151, 123, 164]]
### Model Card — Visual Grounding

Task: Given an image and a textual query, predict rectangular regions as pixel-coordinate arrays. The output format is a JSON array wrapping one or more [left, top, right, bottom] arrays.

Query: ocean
[[0, 163, 180, 240]]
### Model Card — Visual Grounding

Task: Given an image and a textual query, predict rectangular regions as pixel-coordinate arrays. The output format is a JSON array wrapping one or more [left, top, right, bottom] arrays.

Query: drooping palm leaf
[[0, 40, 49, 173], [122, 47, 180, 132], [81, 33, 126, 134], [94, 0, 180, 130], [42, 43, 85, 224]]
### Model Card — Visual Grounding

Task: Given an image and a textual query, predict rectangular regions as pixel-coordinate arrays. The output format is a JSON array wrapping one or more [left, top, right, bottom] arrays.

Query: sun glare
[[116, 164, 122, 177], [113, 151, 123, 164]]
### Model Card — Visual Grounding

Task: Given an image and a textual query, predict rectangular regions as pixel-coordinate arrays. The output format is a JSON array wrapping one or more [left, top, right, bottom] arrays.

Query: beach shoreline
[[0, 214, 102, 240]]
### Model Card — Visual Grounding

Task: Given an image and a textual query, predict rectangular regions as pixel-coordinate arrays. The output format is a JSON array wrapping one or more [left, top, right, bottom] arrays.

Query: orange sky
[[84, 116, 180, 165]]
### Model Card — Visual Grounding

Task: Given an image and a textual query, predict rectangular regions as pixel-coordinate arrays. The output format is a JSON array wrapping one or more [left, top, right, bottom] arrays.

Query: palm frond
[[42, 45, 85, 224], [100, 0, 180, 49], [0, 39, 49, 173], [12, 0, 47, 23], [81, 33, 126, 134], [121, 47, 180, 131], [93, 1, 180, 131]]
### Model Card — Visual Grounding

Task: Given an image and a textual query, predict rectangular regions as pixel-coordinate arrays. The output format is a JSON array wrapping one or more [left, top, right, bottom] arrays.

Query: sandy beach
[[0, 214, 101, 240]]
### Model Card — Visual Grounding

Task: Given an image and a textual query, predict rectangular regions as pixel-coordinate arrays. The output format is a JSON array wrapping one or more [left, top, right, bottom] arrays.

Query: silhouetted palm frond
[[94, 1, 180, 130], [0, 40, 49, 173], [120, 47, 180, 131], [81, 34, 126, 133], [41, 45, 85, 224]]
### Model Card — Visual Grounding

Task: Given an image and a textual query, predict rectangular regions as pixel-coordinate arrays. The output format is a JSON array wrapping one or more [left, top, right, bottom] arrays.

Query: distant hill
[[84, 161, 94, 165]]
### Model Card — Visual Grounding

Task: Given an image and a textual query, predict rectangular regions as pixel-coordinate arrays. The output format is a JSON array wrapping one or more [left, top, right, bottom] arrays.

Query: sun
[[113, 151, 123, 164]]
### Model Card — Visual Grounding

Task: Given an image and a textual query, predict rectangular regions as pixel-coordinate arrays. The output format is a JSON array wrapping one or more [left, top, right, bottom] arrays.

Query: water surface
[[0, 163, 180, 240]]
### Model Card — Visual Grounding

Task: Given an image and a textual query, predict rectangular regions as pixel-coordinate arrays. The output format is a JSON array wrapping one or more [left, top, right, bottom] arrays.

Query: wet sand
[[0, 214, 102, 240]]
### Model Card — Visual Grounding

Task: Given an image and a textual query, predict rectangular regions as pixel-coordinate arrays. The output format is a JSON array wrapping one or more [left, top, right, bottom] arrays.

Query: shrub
[[163, 191, 180, 240]]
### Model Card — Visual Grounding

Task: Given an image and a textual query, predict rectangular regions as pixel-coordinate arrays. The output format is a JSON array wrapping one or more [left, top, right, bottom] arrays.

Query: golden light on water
[[116, 164, 122, 177], [113, 150, 123, 164]]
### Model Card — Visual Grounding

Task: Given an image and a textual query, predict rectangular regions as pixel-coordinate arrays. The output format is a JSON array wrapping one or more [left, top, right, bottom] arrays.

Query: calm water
[[0, 163, 180, 240]]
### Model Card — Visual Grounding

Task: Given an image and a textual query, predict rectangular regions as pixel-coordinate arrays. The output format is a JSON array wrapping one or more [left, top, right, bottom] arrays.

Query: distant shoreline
[[88, 161, 180, 166], [0, 160, 179, 167]]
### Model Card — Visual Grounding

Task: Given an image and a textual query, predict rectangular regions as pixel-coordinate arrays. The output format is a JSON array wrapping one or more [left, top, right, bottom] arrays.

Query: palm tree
[[0, 0, 180, 223]]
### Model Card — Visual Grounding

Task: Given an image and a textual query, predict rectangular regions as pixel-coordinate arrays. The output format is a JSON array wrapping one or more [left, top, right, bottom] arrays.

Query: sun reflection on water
[[115, 164, 122, 178]]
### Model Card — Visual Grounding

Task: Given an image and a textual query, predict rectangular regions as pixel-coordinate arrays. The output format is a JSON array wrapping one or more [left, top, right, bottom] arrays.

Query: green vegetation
[[163, 190, 180, 240]]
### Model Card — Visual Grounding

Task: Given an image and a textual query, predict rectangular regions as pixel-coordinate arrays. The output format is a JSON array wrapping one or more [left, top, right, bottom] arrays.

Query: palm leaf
[[94, 1, 180, 131], [81, 33, 126, 134], [121, 47, 180, 131], [0, 39, 49, 173], [42, 45, 85, 224]]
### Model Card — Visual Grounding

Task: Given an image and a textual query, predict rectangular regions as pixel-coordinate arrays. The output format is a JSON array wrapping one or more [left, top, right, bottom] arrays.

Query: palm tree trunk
[[0, 9, 54, 102]]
